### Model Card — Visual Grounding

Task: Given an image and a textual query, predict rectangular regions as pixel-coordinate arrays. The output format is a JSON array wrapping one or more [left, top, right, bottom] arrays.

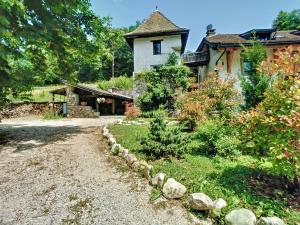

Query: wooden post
[[52, 93, 55, 115], [112, 99, 116, 115], [112, 52, 115, 78], [96, 98, 99, 112]]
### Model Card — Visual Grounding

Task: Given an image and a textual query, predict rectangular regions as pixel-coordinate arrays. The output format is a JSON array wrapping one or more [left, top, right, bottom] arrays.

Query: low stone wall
[[103, 121, 287, 225], [0, 102, 64, 119], [68, 105, 99, 118]]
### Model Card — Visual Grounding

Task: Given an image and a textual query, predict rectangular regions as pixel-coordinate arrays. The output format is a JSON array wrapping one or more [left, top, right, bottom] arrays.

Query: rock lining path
[[0, 117, 190, 225]]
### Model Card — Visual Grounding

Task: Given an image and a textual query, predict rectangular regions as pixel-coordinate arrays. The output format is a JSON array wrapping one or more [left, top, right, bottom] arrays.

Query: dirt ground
[[0, 117, 190, 225]]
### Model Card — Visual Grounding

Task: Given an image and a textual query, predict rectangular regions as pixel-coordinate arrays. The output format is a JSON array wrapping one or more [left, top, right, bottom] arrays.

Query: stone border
[[116, 118, 179, 126], [102, 125, 287, 225]]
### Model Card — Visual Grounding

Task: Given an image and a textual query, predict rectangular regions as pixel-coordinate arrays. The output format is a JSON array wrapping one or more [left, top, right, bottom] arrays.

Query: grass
[[9, 85, 65, 103], [42, 109, 64, 120], [110, 124, 300, 225]]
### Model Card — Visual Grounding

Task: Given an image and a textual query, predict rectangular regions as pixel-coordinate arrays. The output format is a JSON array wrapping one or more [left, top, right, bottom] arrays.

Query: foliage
[[196, 119, 241, 157], [0, 0, 109, 106], [98, 76, 133, 90], [177, 73, 240, 130], [125, 105, 141, 120], [140, 108, 169, 118], [166, 52, 179, 66], [240, 42, 270, 109], [140, 115, 191, 159], [273, 9, 300, 30], [239, 48, 300, 181], [110, 124, 300, 223], [97, 25, 136, 80], [42, 109, 63, 120], [136, 63, 190, 111]]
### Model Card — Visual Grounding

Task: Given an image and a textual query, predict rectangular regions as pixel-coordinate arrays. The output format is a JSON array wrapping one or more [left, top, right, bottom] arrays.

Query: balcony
[[182, 52, 209, 66]]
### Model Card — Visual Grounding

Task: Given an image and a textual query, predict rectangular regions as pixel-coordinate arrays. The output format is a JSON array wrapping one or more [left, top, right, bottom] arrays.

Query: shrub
[[140, 115, 191, 159], [240, 41, 270, 109], [140, 108, 168, 118], [136, 62, 190, 111], [125, 105, 141, 120], [98, 76, 133, 90], [239, 47, 300, 183], [177, 73, 241, 130], [196, 119, 241, 157]]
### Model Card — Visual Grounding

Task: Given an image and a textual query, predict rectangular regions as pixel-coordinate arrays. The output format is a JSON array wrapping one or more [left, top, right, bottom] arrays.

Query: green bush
[[136, 57, 190, 111], [140, 108, 168, 118], [98, 76, 133, 90], [196, 119, 241, 157], [140, 115, 191, 159]]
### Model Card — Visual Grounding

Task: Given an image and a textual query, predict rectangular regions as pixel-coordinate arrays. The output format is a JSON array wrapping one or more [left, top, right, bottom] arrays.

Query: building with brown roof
[[183, 26, 300, 86], [124, 10, 189, 99], [125, 10, 189, 73]]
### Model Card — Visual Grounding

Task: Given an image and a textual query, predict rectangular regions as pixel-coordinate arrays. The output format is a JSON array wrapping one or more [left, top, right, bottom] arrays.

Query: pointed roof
[[125, 10, 188, 37], [124, 10, 189, 53]]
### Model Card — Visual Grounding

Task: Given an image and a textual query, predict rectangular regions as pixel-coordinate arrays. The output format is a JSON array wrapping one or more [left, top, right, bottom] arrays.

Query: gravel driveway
[[0, 117, 190, 225]]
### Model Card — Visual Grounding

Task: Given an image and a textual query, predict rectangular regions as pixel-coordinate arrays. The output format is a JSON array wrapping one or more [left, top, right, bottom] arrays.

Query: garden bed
[[109, 124, 300, 224]]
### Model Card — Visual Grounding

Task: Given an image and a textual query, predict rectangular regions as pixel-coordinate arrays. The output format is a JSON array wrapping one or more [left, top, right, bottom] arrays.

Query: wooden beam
[[112, 99, 116, 115]]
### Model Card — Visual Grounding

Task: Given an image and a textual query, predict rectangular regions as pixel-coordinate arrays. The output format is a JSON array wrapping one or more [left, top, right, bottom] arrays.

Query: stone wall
[[65, 85, 99, 118], [67, 105, 99, 118], [0, 102, 63, 119], [133, 79, 147, 101]]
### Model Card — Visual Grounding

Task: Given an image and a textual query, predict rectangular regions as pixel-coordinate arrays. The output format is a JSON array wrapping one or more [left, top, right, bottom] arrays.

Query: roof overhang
[[124, 29, 189, 54], [197, 38, 300, 52], [51, 84, 133, 101]]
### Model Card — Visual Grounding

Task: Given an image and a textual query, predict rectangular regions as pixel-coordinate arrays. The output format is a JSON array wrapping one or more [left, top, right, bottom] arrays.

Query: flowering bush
[[125, 105, 141, 120], [239, 48, 300, 184], [177, 73, 241, 130]]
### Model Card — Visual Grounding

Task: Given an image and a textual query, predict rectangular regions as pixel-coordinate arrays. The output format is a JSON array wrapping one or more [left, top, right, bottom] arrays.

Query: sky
[[90, 0, 300, 51]]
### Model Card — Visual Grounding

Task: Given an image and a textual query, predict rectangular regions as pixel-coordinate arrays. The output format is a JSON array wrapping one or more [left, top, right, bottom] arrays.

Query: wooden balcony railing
[[182, 52, 209, 65]]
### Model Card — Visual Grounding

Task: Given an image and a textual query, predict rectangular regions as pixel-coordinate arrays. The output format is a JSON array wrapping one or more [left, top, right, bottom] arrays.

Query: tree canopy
[[273, 9, 300, 30], [0, 0, 109, 105]]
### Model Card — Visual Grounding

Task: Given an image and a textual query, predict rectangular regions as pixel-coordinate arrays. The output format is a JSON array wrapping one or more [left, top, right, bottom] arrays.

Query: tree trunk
[[112, 52, 115, 78]]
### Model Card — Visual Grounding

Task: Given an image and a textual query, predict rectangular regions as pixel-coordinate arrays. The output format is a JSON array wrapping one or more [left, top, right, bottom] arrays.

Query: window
[[153, 40, 161, 55]]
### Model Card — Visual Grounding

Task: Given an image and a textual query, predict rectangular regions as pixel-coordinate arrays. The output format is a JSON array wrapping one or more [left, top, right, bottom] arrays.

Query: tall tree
[[273, 9, 300, 30], [0, 0, 109, 105], [96, 21, 141, 81], [240, 42, 270, 110]]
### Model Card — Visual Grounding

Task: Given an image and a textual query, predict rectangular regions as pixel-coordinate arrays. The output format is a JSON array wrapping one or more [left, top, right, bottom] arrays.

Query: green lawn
[[9, 85, 65, 103], [110, 124, 300, 224]]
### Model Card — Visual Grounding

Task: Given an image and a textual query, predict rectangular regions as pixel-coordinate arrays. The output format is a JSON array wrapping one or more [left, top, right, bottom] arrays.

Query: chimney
[[206, 24, 216, 37]]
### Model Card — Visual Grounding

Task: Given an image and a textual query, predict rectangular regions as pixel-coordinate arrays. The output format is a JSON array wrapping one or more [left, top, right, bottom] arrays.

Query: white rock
[[225, 208, 256, 225], [111, 144, 121, 155], [162, 178, 186, 199], [117, 119, 123, 124], [188, 193, 214, 211], [131, 161, 140, 171], [213, 198, 227, 210], [151, 172, 165, 187], [121, 149, 129, 158], [108, 137, 116, 145], [257, 217, 286, 225], [144, 164, 153, 180], [126, 154, 137, 165]]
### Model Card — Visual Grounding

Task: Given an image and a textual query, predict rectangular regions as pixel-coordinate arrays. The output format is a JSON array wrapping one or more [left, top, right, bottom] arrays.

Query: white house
[[124, 10, 189, 74]]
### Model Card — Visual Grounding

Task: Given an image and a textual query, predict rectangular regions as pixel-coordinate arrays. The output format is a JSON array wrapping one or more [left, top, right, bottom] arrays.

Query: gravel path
[[0, 117, 190, 225]]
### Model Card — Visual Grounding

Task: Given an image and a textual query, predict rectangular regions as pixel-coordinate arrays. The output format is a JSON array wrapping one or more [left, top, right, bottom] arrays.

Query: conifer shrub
[[140, 114, 190, 159]]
